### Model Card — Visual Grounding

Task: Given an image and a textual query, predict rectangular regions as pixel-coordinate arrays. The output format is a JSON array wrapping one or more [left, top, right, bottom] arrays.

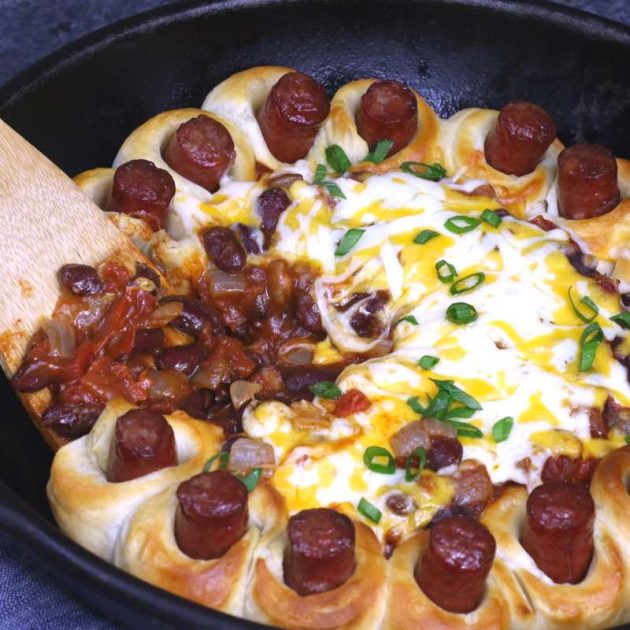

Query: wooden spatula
[[0, 119, 153, 448]]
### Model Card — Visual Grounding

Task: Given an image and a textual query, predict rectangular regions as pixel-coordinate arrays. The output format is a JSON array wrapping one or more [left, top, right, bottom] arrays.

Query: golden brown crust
[[383, 531, 522, 630], [114, 481, 287, 616], [47, 399, 223, 559], [481, 483, 626, 629], [247, 520, 387, 629]]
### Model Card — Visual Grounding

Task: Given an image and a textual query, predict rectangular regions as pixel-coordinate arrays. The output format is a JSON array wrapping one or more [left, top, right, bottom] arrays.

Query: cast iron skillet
[[0, 0, 629, 627]]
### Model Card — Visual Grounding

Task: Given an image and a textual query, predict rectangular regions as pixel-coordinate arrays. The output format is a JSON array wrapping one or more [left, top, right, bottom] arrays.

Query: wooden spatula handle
[[0, 119, 128, 374]]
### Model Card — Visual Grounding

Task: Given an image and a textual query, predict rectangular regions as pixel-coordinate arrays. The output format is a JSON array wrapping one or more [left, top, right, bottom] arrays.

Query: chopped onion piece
[[144, 301, 183, 328], [208, 270, 247, 296], [230, 380, 261, 409], [391, 418, 456, 462], [43, 318, 76, 358], [290, 400, 334, 429], [228, 437, 275, 472]]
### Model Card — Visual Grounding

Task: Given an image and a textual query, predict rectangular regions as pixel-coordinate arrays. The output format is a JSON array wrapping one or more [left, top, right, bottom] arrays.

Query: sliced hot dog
[[484, 101, 556, 176], [106, 408, 177, 482], [415, 516, 495, 613], [521, 482, 594, 583], [163, 115, 235, 192], [258, 72, 330, 163], [283, 508, 356, 596], [111, 159, 175, 231], [557, 144, 620, 220], [356, 80, 418, 157], [174, 470, 249, 559]]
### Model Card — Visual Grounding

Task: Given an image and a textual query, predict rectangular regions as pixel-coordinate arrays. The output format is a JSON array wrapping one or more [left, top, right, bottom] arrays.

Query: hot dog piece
[[111, 159, 176, 231], [283, 508, 356, 596], [415, 517, 495, 613], [356, 80, 418, 156], [484, 101, 556, 176], [163, 116, 235, 192], [521, 482, 594, 583], [259, 72, 330, 163], [174, 470, 249, 559], [106, 409, 177, 482], [557, 144, 620, 219]]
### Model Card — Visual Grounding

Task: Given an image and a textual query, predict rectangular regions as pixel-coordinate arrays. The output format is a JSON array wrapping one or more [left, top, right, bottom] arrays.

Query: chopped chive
[[444, 406, 476, 420], [240, 468, 262, 492], [322, 181, 346, 199], [401, 161, 447, 181], [450, 272, 485, 296], [444, 419, 483, 438], [418, 355, 440, 370], [405, 447, 427, 482], [578, 321, 604, 372], [414, 229, 439, 245], [325, 144, 351, 173], [358, 497, 382, 523], [313, 164, 327, 184], [568, 287, 599, 323], [436, 259, 457, 283], [365, 139, 394, 164], [611, 312, 630, 329], [481, 209, 502, 228], [431, 379, 481, 411], [444, 215, 481, 234], [446, 302, 478, 325], [492, 416, 514, 443], [309, 381, 342, 399], [363, 446, 396, 474], [398, 315, 419, 326], [335, 228, 365, 256], [203, 451, 229, 473]]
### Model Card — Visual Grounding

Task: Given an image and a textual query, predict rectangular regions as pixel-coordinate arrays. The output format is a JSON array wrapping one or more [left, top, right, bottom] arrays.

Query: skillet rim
[[0, 0, 629, 627]]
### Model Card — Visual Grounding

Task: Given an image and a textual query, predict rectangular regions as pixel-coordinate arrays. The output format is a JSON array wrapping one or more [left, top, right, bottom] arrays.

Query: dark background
[[0, 0, 628, 628]]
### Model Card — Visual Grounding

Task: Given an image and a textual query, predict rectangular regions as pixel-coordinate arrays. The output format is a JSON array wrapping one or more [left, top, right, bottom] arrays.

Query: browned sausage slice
[[163, 116, 235, 192], [557, 144, 620, 220], [415, 516, 495, 613], [521, 482, 594, 583], [283, 508, 356, 595], [106, 408, 177, 482], [174, 470, 249, 559], [111, 159, 176, 231], [484, 101, 556, 176], [258, 72, 330, 163], [356, 80, 418, 156]]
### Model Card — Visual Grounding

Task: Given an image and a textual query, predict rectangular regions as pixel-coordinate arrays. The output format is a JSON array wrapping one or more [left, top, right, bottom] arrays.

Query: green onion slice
[[407, 396, 426, 415], [365, 139, 394, 164], [481, 209, 502, 228], [424, 388, 452, 420], [418, 355, 440, 370], [436, 259, 457, 283], [432, 379, 481, 410], [444, 215, 482, 234], [568, 287, 599, 323], [449, 272, 485, 296], [322, 181, 346, 199], [444, 406, 476, 420], [611, 312, 630, 329], [445, 419, 483, 438], [578, 321, 604, 372], [203, 451, 229, 473], [625, 435, 630, 445], [401, 161, 447, 181], [414, 229, 439, 245], [240, 468, 262, 492], [492, 416, 514, 443], [309, 381, 342, 399], [363, 446, 396, 474], [405, 447, 427, 482], [313, 164, 327, 184], [399, 315, 419, 326], [446, 302, 478, 325], [358, 497, 382, 523], [325, 144, 351, 173], [335, 228, 365, 256]]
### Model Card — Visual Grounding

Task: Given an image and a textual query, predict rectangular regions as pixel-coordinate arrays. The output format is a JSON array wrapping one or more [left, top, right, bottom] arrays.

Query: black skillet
[[0, 0, 629, 627]]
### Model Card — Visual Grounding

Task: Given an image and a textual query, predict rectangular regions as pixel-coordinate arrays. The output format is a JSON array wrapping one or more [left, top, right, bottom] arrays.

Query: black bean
[[58, 264, 103, 296]]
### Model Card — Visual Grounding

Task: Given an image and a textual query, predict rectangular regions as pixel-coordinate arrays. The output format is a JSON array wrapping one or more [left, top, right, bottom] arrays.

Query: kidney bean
[[42, 403, 103, 438], [138, 368, 192, 414], [386, 492, 417, 516], [427, 435, 464, 471], [257, 187, 291, 235], [235, 223, 262, 255], [202, 227, 246, 273], [281, 364, 346, 401], [156, 343, 204, 376], [161, 296, 224, 336], [58, 264, 103, 296], [132, 328, 165, 354], [350, 290, 390, 337]]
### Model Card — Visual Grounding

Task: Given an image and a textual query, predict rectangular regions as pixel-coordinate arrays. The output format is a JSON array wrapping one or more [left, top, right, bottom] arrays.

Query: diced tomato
[[334, 389, 371, 417]]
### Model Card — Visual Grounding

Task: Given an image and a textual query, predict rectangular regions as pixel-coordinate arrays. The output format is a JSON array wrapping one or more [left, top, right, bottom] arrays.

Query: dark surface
[[0, 0, 629, 628]]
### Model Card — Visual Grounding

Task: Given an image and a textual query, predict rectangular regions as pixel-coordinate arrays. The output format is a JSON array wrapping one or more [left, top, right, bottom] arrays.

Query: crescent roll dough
[[47, 399, 223, 560]]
